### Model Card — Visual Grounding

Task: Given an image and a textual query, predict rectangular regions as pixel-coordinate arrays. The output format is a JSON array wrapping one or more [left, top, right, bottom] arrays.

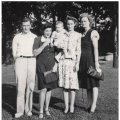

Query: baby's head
[[56, 21, 64, 32]]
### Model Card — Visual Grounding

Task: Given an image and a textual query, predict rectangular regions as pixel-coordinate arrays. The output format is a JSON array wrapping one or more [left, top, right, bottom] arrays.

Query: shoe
[[89, 111, 95, 115], [70, 106, 74, 113], [39, 113, 43, 119], [64, 109, 68, 114], [87, 107, 91, 113], [90, 105, 96, 113], [15, 113, 23, 118], [45, 110, 51, 116], [27, 111, 32, 116]]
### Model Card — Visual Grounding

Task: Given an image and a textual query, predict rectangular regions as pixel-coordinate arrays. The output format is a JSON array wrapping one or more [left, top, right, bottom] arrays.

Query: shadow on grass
[[3, 84, 83, 117], [50, 96, 64, 111], [2, 84, 16, 117], [33, 91, 64, 113]]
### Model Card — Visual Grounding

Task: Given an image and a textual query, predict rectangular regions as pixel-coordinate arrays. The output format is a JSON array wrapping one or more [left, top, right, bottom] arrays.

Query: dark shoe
[[87, 107, 91, 113], [89, 111, 95, 115]]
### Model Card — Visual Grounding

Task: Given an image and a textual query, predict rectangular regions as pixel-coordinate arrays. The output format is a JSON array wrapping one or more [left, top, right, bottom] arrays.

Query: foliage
[[2, 2, 118, 64]]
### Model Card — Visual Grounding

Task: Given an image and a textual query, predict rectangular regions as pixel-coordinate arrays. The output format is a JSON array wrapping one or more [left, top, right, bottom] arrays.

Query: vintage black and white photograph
[[2, 1, 118, 120]]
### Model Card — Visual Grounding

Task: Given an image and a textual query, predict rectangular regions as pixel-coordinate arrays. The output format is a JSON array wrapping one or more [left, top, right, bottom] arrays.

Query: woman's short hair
[[42, 22, 53, 31], [66, 15, 78, 26], [80, 13, 94, 27]]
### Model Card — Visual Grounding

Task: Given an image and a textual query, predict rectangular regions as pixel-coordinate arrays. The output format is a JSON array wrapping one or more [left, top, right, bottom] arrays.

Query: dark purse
[[44, 71, 58, 84], [87, 66, 104, 81]]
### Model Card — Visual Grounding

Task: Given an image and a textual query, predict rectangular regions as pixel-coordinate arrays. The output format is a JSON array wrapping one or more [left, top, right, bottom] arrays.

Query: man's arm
[[12, 35, 18, 60]]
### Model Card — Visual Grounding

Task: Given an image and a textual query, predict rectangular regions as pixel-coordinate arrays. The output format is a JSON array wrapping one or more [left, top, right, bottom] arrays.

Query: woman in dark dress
[[78, 13, 101, 113], [33, 23, 57, 118]]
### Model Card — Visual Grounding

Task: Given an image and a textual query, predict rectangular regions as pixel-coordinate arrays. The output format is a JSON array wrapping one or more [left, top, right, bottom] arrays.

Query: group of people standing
[[12, 13, 101, 119]]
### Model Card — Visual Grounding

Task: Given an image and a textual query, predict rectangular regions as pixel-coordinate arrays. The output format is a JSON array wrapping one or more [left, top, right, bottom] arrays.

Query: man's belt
[[20, 55, 35, 58]]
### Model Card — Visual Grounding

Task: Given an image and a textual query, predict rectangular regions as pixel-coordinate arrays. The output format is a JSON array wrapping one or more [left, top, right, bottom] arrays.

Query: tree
[[112, 2, 118, 68], [2, 2, 118, 66]]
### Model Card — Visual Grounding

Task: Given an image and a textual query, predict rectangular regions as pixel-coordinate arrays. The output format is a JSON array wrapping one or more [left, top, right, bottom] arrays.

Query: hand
[[56, 43, 65, 49], [33, 49, 39, 56], [14, 56, 17, 61], [95, 62, 101, 73], [52, 63, 58, 72], [44, 71, 52, 77], [14, 55, 20, 60], [73, 64, 79, 72], [95, 62, 100, 69], [50, 43, 53, 47], [44, 39, 50, 46]]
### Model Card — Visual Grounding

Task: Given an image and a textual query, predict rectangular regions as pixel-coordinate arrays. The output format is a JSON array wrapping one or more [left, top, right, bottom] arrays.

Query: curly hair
[[80, 13, 94, 27], [66, 15, 78, 27]]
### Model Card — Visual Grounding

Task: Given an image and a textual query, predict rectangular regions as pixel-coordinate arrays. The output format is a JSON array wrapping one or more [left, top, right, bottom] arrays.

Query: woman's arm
[[91, 30, 100, 70], [34, 41, 50, 56], [12, 35, 18, 60], [74, 33, 82, 71], [50, 31, 56, 47], [33, 37, 50, 56]]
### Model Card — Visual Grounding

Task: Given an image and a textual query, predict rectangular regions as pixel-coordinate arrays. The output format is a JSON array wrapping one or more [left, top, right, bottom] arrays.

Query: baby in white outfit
[[51, 21, 69, 72]]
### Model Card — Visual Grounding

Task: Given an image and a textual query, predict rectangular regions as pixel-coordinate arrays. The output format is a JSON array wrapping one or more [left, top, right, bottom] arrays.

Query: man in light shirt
[[12, 17, 37, 118]]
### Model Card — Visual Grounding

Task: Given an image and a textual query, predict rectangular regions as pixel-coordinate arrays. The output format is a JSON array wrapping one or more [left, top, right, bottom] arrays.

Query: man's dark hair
[[21, 17, 31, 24]]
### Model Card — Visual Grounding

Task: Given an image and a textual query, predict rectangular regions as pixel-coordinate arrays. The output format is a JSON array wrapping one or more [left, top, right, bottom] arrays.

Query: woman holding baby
[[52, 16, 82, 114], [54, 13, 100, 114]]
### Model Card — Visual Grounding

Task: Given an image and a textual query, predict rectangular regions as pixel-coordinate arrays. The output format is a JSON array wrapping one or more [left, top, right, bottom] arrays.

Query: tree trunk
[[113, 3, 118, 68], [113, 26, 118, 68], [52, 9, 56, 30]]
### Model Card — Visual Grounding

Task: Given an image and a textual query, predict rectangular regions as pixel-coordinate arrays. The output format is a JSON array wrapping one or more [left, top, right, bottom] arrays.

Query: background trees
[[2, 2, 118, 67]]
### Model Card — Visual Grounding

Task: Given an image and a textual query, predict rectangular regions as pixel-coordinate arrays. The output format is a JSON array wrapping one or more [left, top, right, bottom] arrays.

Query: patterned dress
[[58, 31, 81, 90]]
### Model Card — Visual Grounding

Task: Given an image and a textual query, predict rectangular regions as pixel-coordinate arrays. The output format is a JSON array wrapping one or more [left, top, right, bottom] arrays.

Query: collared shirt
[[12, 32, 37, 58]]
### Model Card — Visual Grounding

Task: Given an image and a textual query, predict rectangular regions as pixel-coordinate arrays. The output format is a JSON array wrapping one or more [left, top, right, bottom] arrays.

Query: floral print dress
[[58, 31, 82, 90]]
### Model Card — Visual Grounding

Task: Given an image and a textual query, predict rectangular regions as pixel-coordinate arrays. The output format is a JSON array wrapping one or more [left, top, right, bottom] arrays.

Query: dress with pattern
[[58, 31, 81, 90]]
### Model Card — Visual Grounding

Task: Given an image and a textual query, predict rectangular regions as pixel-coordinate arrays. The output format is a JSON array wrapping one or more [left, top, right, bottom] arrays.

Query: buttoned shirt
[[12, 32, 37, 58]]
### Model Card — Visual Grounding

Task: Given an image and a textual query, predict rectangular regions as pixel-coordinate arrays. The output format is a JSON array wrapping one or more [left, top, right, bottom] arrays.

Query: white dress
[[58, 31, 82, 90]]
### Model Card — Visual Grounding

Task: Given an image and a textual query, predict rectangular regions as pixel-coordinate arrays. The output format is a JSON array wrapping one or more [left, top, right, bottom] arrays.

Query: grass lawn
[[2, 61, 118, 120]]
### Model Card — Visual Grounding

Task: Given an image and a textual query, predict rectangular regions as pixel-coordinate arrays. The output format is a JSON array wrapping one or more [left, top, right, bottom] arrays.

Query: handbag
[[87, 66, 104, 81], [44, 71, 58, 84]]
